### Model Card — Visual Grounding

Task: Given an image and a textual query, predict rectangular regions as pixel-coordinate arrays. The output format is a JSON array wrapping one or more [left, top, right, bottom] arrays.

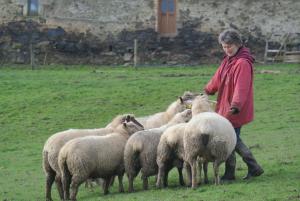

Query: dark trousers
[[223, 127, 263, 179]]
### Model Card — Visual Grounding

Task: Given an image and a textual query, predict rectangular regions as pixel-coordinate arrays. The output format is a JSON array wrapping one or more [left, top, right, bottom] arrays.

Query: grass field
[[0, 63, 299, 201]]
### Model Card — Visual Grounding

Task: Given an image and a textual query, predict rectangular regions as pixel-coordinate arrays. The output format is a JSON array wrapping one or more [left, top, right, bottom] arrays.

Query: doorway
[[157, 0, 177, 36]]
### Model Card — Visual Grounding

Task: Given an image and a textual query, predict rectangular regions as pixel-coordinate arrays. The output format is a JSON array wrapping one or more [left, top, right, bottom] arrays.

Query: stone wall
[[0, 0, 299, 65], [37, 0, 300, 40], [177, 0, 300, 37], [40, 0, 157, 38]]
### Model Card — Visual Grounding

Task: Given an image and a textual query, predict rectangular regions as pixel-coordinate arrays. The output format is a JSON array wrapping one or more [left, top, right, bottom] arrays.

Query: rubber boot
[[221, 151, 236, 182], [235, 140, 264, 180]]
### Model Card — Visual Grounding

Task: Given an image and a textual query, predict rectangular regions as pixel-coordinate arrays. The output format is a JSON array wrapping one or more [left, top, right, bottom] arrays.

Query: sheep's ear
[[179, 97, 184, 104], [126, 115, 131, 122], [123, 122, 127, 127]]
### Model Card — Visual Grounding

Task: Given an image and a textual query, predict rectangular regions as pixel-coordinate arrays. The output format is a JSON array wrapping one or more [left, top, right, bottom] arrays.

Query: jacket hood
[[231, 46, 255, 64]]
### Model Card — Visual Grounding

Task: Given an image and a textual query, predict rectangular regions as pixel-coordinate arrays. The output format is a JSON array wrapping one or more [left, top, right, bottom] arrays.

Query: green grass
[[0, 63, 299, 201]]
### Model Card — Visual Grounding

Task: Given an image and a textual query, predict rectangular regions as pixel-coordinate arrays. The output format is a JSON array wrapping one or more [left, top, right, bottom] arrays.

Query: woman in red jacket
[[204, 29, 264, 181]]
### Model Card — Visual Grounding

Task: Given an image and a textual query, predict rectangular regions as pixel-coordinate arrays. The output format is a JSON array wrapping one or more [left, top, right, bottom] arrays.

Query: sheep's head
[[122, 121, 144, 136], [169, 109, 192, 124], [105, 114, 129, 129], [106, 113, 144, 129], [179, 91, 202, 110], [181, 91, 201, 101], [191, 93, 214, 116], [125, 115, 144, 129]]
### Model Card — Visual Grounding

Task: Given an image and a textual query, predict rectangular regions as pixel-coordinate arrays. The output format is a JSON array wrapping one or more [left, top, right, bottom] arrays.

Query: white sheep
[[156, 93, 214, 188], [58, 121, 144, 201], [42, 114, 140, 201], [136, 91, 199, 129], [191, 93, 215, 115], [183, 112, 237, 188], [156, 123, 187, 188], [124, 109, 192, 192]]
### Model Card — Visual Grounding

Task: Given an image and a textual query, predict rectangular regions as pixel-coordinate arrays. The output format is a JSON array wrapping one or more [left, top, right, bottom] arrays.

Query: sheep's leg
[[45, 169, 55, 201], [177, 166, 185, 186], [108, 176, 115, 187], [128, 174, 135, 193], [197, 160, 202, 185], [102, 178, 111, 195], [184, 162, 192, 187], [61, 173, 71, 200], [69, 175, 85, 201], [156, 164, 165, 188], [191, 160, 198, 189], [54, 175, 64, 200], [44, 152, 55, 201], [118, 174, 124, 193], [213, 161, 221, 185], [142, 176, 149, 190], [203, 162, 209, 184], [163, 169, 169, 187]]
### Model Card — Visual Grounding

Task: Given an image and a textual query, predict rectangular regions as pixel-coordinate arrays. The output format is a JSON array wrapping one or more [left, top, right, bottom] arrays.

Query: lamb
[[136, 91, 199, 129], [183, 112, 237, 188], [124, 109, 192, 192], [58, 121, 144, 201], [42, 114, 141, 201], [156, 93, 214, 188]]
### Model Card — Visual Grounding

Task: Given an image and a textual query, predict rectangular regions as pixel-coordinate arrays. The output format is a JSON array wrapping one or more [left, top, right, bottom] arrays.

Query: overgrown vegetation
[[0, 63, 299, 201]]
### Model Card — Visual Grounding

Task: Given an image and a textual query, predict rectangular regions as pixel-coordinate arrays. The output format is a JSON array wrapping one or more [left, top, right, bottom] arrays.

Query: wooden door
[[158, 0, 176, 36]]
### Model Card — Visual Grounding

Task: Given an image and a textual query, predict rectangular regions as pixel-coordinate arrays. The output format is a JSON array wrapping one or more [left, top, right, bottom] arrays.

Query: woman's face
[[221, 43, 240, 57]]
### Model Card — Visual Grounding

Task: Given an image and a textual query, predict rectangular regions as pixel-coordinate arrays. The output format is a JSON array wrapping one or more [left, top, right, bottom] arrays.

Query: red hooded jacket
[[204, 47, 254, 128]]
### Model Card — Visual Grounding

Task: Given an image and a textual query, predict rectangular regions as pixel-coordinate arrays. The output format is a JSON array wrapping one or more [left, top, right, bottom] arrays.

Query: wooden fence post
[[134, 39, 138, 68]]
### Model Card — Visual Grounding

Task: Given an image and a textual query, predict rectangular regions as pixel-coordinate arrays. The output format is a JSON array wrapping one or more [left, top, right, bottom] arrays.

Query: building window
[[28, 0, 38, 16], [161, 0, 175, 14]]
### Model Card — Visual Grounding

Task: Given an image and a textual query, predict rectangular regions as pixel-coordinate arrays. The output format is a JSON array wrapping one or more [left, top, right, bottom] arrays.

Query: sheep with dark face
[[42, 114, 140, 201], [136, 91, 199, 129], [58, 121, 144, 201], [184, 112, 236, 188], [124, 109, 192, 192]]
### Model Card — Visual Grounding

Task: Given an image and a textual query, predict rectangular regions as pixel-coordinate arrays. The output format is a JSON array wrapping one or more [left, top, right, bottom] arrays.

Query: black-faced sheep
[[124, 109, 192, 192], [42, 114, 140, 201], [183, 112, 237, 188], [58, 121, 144, 201]]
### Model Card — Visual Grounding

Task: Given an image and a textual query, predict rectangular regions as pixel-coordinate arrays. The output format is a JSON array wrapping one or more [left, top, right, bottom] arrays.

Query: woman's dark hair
[[218, 29, 243, 45]]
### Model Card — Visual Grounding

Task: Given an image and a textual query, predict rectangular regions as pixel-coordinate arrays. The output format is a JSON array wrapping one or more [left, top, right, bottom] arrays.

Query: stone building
[[0, 0, 299, 65]]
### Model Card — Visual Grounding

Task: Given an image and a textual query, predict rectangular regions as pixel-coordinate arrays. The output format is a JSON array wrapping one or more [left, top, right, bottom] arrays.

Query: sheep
[[42, 114, 141, 201], [136, 91, 199, 129], [156, 123, 187, 188], [156, 93, 214, 188], [58, 121, 144, 201], [183, 112, 237, 188], [124, 109, 192, 192], [191, 93, 214, 116]]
